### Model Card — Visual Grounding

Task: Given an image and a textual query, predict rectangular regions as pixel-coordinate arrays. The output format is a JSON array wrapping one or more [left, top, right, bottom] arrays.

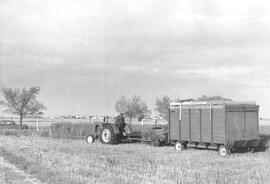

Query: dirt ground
[[0, 156, 43, 184]]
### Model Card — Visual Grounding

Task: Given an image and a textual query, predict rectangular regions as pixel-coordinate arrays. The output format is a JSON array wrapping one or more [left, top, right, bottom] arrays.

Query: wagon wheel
[[151, 137, 161, 147], [100, 124, 119, 144], [175, 142, 186, 151], [266, 138, 270, 148], [249, 147, 255, 153], [86, 135, 95, 144], [218, 145, 230, 156]]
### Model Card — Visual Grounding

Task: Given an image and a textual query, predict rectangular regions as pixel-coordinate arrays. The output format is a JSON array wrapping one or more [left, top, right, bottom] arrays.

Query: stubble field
[[1, 126, 270, 184]]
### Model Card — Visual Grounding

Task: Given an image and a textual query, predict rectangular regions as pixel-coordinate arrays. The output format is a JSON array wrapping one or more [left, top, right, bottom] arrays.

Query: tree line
[[0, 86, 232, 129], [116, 95, 232, 124]]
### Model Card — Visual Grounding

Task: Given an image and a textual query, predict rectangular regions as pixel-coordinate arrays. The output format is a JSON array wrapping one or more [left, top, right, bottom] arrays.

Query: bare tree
[[155, 95, 171, 121], [115, 95, 150, 125], [0, 87, 46, 129]]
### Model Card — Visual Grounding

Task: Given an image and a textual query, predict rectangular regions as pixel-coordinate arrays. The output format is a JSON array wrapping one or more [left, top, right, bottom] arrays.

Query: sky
[[0, 0, 270, 117]]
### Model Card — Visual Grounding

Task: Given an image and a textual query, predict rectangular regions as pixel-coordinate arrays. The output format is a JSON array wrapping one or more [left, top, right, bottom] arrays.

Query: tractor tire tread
[[100, 124, 119, 144]]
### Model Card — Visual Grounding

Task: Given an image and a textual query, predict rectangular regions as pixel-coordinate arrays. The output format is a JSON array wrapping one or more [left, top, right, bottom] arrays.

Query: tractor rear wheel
[[100, 124, 119, 144]]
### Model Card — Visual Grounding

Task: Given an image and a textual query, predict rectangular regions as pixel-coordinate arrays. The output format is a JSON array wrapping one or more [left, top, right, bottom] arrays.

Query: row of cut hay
[[0, 125, 37, 136], [0, 121, 165, 139], [50, 122, 166, 140], [51, 122, 96, 139], [37, 127, 52, 137], [0, 129, 23, 136], [0, 127, 52, 137]]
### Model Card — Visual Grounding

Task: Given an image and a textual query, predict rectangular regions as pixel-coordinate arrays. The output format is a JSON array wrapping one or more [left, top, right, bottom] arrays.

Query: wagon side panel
[[245, 109, 259, 140], [169, 109, 180, 140], [226, 110, 245, 142], [181, 108, 190, 141], [190, 109, 200, 142], [212, 108, 226, 144], [201, 109, 211, 143]]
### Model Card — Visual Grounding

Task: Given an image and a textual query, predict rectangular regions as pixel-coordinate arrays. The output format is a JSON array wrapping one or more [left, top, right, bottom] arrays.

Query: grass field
[[1, 128, 270, 184]]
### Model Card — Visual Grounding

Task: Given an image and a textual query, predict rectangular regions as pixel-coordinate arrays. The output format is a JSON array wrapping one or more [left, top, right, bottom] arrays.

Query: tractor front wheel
[[86, 135, 95, 144]]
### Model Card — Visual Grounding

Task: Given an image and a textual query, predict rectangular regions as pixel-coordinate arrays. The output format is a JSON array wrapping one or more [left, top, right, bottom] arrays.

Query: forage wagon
[[168, 101, 265, 156]]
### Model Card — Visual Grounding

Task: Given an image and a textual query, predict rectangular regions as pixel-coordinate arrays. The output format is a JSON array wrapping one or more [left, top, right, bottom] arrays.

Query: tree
[[155, 96, 171, 121], [115, 95, 150, 125], [0, 87, 46, 129]]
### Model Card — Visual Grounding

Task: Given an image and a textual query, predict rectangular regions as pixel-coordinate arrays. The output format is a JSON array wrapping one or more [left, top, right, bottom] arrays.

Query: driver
[[115, 113, 126, 135]]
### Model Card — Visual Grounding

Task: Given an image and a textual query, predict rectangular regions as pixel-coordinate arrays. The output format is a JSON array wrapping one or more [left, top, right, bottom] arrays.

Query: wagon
[[169, 101, 264, 156]]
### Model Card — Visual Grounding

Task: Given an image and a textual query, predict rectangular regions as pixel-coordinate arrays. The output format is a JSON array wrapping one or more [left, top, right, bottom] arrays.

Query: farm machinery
[[85, 101, 269, 156], [168, 101, 269, 156], [86, 122, 168, 146]]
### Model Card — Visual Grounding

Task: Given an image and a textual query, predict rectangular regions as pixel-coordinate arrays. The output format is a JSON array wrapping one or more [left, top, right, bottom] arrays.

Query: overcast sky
[[0, 0, 270, 117]]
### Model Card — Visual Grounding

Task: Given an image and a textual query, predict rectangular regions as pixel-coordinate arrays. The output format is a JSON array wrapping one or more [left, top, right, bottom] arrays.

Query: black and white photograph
[[0, 0, 270, 183]]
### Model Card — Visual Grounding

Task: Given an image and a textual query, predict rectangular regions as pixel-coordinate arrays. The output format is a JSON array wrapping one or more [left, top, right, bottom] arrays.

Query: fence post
[[91, 117, 94, 124], [141, 119, 144, 126], [36, 120, 39, 132]]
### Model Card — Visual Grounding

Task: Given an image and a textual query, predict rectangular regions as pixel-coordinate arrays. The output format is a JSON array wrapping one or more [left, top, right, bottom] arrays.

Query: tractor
[[86, 122, 168, 146]]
